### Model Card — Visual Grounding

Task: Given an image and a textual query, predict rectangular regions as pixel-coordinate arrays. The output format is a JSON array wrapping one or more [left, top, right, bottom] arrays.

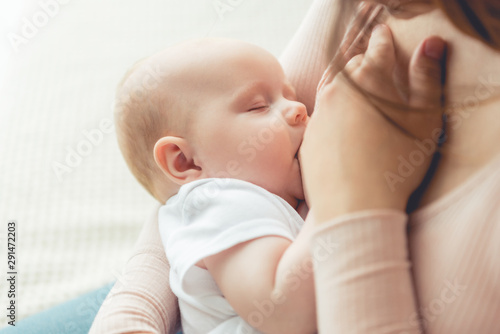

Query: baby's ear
[[154, 136, 203, 185]]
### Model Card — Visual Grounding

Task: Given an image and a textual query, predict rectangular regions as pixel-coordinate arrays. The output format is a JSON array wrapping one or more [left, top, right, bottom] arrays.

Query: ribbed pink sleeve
[[279, 0, 339, 113], [89, 205, 180, 334], [311, 210, 421, 333]]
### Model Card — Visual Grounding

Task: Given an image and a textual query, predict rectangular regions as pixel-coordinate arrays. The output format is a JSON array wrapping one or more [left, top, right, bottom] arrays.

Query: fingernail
[[424, 38, 446, 60]]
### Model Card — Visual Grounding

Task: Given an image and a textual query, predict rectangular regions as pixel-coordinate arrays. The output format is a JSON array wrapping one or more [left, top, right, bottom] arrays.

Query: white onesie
[[159, 178, 304, 334]]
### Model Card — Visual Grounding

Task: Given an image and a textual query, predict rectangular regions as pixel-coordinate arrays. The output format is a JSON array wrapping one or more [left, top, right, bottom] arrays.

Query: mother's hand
[[300, 24, 447, 223]]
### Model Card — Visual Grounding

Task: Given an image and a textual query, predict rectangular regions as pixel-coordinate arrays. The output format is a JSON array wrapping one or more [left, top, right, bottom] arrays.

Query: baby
[[115, 38, 317, 334]]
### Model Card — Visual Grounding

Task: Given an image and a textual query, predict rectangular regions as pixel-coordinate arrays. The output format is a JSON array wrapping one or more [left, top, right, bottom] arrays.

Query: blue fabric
[[0, 282, 114, 334]]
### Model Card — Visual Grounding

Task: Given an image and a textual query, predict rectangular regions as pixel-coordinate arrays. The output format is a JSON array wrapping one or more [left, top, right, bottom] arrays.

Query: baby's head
[[115, 38, 308, 208]]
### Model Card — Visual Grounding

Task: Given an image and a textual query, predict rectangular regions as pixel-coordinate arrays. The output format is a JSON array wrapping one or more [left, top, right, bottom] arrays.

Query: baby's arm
[[203, 213, 318, 334]]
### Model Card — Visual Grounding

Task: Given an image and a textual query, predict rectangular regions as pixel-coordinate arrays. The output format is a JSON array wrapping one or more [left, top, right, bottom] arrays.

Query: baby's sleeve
[[160, 179, 303, 289]]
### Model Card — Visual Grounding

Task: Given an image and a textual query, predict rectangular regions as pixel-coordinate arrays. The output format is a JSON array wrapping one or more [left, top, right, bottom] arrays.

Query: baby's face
[[184, 41, 309, 208]]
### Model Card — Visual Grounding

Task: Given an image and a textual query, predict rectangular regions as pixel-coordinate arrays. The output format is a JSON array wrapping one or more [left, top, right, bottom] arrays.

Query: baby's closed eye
[[248, 105, 269, 112]]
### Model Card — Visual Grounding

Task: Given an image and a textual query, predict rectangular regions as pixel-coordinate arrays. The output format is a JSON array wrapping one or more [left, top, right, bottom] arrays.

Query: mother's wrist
[[310, 191, 407, 224]]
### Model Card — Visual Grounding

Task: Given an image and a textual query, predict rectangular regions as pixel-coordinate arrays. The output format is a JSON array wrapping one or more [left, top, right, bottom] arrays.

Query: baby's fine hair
[[114, 58, 172, 202]]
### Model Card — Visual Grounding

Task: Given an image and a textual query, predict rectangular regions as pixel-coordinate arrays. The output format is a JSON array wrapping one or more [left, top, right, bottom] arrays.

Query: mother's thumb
[[409, 36, 447, 109]]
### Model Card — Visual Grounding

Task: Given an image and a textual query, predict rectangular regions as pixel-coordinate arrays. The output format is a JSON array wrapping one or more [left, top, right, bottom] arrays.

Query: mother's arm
[[301, 23, 447, 333], [279, 0, 340, 113], [89, 204, 180, 334]]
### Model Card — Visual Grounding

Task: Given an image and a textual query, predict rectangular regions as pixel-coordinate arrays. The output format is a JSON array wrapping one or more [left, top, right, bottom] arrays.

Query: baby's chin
[[295, 199, 309, 219], [296, 176, 306, 201], [294, 185, 305, 202], [284, 187, 305, 211]]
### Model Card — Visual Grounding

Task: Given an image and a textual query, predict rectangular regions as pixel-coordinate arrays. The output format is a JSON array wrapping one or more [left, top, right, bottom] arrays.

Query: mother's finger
[[408, 36, 447, 109], [316, 4, 385, 94], [340, 4, 385, 63], [344, 54, 364, 73], [362, 24, 396, 77], [350, 24, 400, 103]]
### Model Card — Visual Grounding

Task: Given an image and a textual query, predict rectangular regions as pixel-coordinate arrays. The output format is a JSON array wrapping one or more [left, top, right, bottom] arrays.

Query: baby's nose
[[284, 102, 308, 125]]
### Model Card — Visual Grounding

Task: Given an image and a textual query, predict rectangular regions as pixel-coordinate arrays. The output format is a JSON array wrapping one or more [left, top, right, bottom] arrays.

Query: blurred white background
[[0, 0, 312, 327], [0, 2, 24, 81]]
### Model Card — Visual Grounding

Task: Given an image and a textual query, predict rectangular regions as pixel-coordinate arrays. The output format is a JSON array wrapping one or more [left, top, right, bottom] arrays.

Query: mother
[[304, 0, 500, 333], [91, 0, 500, 333]]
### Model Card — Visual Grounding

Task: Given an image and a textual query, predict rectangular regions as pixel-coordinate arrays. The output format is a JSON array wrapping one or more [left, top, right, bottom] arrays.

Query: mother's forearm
[[89, 205, 180, 334], [89, 249, 180, 334], [311, 210, 422, 334]]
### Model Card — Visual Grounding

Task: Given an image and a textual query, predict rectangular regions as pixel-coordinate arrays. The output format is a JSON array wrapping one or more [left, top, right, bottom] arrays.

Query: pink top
[[312, 152, 500, 333]]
